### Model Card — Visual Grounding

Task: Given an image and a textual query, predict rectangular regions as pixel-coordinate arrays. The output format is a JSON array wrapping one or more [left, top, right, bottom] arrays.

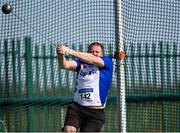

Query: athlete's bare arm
[[56, 45, 104, 71]]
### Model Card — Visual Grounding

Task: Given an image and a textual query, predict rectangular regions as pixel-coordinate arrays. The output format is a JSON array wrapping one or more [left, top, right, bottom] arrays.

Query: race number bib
[[78, 88, 93, 102]]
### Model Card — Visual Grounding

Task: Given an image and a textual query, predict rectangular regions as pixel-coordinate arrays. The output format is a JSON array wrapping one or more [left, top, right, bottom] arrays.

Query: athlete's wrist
[[65, 48, 74, 55]]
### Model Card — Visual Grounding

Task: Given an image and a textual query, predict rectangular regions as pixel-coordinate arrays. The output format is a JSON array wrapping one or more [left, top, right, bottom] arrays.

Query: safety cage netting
[[0, 0, 180, 132]]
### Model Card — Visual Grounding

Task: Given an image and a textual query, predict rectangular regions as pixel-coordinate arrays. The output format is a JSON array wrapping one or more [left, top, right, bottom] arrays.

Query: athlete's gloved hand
[[56, 44, 73, 55]]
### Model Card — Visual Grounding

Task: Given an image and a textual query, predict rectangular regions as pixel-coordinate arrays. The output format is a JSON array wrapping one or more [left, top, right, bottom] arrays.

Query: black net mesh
[[0, 0, 179, 132]]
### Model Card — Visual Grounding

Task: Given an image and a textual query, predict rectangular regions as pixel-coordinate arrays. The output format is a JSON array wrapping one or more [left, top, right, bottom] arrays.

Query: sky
[[1, 0, 116, 47]]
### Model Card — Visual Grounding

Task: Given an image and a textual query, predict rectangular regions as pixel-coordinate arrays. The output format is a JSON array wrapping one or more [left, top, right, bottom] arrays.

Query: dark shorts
[[63, 102, 105, 132]]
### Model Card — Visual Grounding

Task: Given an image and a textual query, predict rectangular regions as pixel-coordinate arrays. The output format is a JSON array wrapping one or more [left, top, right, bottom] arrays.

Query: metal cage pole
[[115, 0, 126, 132]]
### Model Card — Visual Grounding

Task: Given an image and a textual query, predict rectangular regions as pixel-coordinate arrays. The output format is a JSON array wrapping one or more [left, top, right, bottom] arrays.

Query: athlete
[[56, 42, 113, 132]]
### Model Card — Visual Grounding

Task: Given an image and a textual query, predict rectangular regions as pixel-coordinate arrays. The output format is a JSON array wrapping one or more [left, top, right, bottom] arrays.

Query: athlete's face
[[88, 45, 103, 57]]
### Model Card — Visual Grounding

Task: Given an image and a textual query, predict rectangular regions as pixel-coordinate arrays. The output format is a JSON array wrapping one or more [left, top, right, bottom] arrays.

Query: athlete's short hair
[[87, 42, 104, 55]]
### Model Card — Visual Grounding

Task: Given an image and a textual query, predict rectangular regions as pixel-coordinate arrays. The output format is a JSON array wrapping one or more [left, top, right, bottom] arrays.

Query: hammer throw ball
[[2, 4, 12, 14]]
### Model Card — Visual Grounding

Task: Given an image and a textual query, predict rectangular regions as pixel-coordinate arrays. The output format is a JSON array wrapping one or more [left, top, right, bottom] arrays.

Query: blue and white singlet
[[74, 56, 113, 108]]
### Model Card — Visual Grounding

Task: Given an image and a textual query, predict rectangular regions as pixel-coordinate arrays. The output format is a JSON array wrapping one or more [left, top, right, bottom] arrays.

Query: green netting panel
[[0, 0, 180, 132], [123, 0, 180, 132]]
